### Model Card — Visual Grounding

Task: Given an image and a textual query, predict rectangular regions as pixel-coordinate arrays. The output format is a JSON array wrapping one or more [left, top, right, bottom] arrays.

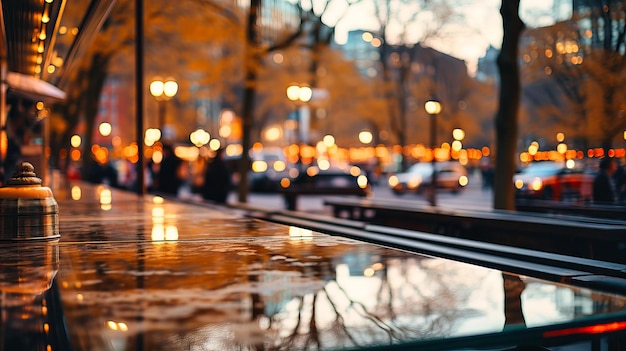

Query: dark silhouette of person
[[201, 148, 232, 204], [155, 144, 184, 196], [613, 160, 626, 202], [480, 160, 494, 191], [2, 97, 35, 185], [87, 157, 118, 187], [592, 157, 618, 205], [2, 138, 21, 186]]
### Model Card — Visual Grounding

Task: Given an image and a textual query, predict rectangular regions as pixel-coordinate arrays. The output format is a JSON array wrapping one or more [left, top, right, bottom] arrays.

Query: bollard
[[0, 162, 59, 240]]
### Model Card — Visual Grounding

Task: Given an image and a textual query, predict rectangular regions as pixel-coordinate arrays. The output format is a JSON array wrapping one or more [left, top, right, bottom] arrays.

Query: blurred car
[[513, 161, 590, 201], [387, 161, 469, 195], [280, 166, 371, 197], [249, 147, 290, 192]]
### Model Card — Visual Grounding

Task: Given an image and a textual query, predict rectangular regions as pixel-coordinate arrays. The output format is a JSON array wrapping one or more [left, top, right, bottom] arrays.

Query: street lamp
[[286, 84, 312, 145], [359, 130, 373, 144], [99, 122, 112, 137], [425, 99, 441, 207], [149, 78, 178, 139]]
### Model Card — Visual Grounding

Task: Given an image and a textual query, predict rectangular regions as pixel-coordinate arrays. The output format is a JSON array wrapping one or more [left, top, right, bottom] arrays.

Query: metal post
[[429, 113, 437, 206], [135, 0, 145, 195], [295, 106, 302, 171], [425, 99, 441, 207], [158, 100, 166, 134]]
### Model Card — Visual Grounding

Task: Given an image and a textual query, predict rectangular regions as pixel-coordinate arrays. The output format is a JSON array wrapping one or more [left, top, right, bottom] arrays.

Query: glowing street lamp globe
[[359, 130, 373, 144], [149, 80, 164, 97], [452, 128, 465, 141], [163, 80, 178, 98], [71, 135, 81, 148], [149, 79, 178, 100], [298, 86, 312, 102], [424, 100, 442, 115], [286, 85, 312, 103], [424, 99, 442, 207], [99, 122, 112, 137], [286, 85, 300, 102]]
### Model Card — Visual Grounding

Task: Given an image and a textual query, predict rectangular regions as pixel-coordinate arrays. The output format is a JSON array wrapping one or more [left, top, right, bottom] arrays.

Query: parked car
[[280, 166, 371, 210], [387, 161, 469, 195], [281, 166, 370, 196], [513, 161, 590, 201], [249, 147, 290, 192]]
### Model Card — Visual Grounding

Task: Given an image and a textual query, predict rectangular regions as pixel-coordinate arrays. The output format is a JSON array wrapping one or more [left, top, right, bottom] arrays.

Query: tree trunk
[[80, 54, 110, 180], [493, 0, 524, 210], [237, 0, 261, 203], [49, 52, 110, 180]]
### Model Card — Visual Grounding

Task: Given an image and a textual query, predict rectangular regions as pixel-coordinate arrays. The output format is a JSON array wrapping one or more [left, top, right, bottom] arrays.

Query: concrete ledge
[[323, 197, 626, 263]]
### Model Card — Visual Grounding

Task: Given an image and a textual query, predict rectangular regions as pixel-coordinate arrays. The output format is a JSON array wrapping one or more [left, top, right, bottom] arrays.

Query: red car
[[513, 161, 591, 201]]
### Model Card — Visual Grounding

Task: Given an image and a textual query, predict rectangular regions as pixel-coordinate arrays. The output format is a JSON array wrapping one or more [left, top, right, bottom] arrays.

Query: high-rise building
[[476, 46, 500, 84], [553, 0, 573, 21], [339, 30, 382, 78]]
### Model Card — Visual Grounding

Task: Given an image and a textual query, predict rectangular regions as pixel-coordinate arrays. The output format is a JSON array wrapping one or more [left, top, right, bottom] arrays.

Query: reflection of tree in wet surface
[[503, 273, 526, 330], [145, 246, 482, 350], [262, 253, 480, 350], [59, 231, 626, 351]]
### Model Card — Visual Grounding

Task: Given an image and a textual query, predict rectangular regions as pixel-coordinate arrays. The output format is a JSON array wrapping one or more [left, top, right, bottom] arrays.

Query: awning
[[1, 0, 116, 93], [6, 71, 67, 102]]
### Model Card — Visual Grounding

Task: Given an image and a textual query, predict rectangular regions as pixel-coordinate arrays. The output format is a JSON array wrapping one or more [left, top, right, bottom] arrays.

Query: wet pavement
[[2, 181, 626, 350]]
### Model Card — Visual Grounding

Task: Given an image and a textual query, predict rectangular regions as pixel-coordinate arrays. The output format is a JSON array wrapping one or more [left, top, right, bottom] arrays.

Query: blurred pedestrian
[[201, 148, 232, 204], [480, 159, 494, 191], [592, 157, 618, 205], [613, 160, 626, 202], [87, 156, 118, 187], [154, 144, 184, 196]]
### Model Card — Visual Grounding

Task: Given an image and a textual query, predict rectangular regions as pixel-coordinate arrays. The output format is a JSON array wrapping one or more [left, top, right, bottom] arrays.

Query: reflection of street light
[[149, 78, 178, 138], [286, 84, 312, 145], [425, 99, 441, 207]]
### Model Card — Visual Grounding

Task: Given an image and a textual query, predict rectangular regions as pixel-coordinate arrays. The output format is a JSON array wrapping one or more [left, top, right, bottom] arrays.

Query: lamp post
[[359, 130, 373, 145], [98, 122, 112, 138], [149, 78, 178, 140], [286, 84, 312, 171], [286, 84, 312, 145], [425, 99, 441, 207]]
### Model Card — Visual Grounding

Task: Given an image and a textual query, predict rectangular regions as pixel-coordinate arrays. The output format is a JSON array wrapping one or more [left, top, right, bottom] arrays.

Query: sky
[[328, 0, 562, 75]]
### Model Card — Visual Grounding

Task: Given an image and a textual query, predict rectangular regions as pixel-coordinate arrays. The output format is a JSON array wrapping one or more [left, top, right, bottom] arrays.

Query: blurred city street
[[219, 172, 493, 214], [5, 1, 626, 350]]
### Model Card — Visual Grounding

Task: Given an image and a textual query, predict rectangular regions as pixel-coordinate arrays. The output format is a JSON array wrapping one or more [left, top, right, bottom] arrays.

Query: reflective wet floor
[[2, 182, 626, 350]]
